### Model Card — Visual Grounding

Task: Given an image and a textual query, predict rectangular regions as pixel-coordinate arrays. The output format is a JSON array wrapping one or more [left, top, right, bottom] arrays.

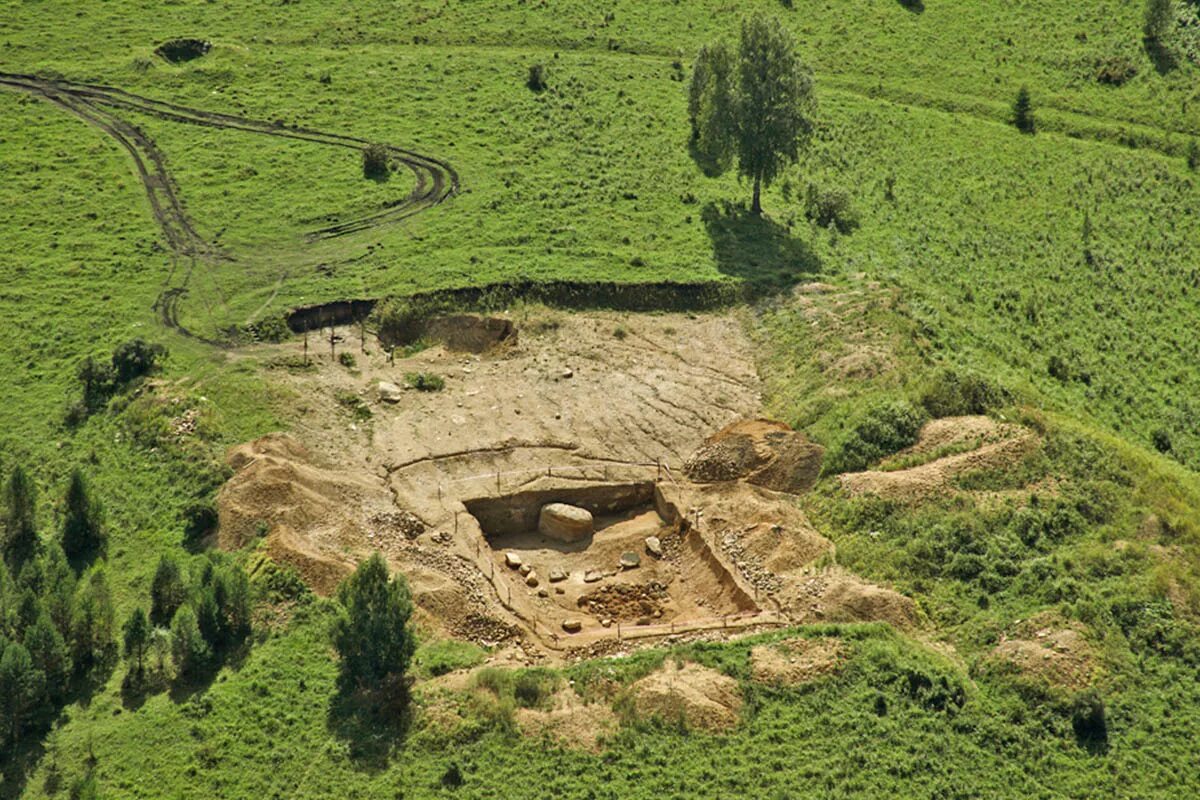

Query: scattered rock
[[537, 588, 549, 598], [562, 619, 583, 633], [644, 536, 662, 558], [377, 381, 404, 403], [561, 367, 574, 379], [619, 551, 641, 569], [519, 563, 533, 576], [539, 503, 594, 542], [505, 552, 523, 569], [525, 573, 539, 588], [548, 568, 568, 583], [584, 569, 604, 583]]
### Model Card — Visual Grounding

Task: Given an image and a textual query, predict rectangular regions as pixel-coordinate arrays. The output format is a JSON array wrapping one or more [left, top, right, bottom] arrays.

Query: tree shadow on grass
[[897, 0, 925, 13], [326, 683, 412, 772], [1144, 37, 1178, 75], [702, 201, 821, 297]]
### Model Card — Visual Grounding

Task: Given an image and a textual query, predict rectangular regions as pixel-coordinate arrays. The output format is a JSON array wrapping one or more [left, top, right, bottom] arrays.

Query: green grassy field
[[3, 1, 1200, 797]]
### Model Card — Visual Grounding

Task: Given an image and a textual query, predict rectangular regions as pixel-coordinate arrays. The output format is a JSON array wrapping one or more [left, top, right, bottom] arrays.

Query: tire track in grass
[[0, 72, 459, 340]]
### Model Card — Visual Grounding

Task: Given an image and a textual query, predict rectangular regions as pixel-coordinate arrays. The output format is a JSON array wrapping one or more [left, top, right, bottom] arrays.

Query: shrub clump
[[824, 400, 926, 474], [405, 372, 445, 392], [919, 368, 1011, 417], [804, 184, 860, 233], [1094, 52, 1138, 86], [72, 338, 167, 419], [527, 63, 548, 92], [362, 143, 390, 179]]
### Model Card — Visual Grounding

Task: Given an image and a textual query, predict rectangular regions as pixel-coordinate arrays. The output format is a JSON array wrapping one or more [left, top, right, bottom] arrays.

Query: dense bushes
[[362, 143, 389, 179], [823, 400, 926, 474], [803, 183, 859, 233], [71, 338, 167, 420], [919, 368, 1011, 417]]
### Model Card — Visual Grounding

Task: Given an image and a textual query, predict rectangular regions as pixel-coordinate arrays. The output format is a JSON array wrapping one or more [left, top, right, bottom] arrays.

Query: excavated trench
[[465, 482, 758, 626]]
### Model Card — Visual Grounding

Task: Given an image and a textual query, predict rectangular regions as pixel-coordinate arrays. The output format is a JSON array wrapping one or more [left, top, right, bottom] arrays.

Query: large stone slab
[[538, 503, 594, 542]]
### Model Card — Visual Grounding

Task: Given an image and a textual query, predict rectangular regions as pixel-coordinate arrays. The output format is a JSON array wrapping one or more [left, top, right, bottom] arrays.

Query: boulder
[[548, 568, 568, 583], [538, 503, 594, 542], [525, 572, 539, 587], [620, 551, 641, 570], [519, 563, 533, 576], [378, 381, 404, 403], [562, 619, 583, 634], [645, 536, 663, 558], [584, 569, 604, 583], [505, 552, 523, 569]]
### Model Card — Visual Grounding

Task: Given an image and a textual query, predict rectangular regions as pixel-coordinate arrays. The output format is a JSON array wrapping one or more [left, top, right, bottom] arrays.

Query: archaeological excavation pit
[[463, 482, 761, 631]]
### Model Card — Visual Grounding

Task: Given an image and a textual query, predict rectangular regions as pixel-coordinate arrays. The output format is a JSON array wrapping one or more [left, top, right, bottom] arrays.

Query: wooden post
[[329, 323, 336, 359], [303, 328, 309, 365], [496, 471, 501, 495], [617, 621, 622, 641]]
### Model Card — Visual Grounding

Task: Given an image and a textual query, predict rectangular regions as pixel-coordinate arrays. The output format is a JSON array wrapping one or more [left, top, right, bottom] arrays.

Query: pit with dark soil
[[155, 38, 212, 63]]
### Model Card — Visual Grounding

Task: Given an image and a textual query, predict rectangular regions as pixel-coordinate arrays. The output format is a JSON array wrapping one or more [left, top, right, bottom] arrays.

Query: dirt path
[[0, 72, 458, 338]]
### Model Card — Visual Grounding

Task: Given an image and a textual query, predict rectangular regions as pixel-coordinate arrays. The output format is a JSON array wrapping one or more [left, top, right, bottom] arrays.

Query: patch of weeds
[[413, 639, 487, 679], [823, 399, 926, 474], [405, 372, 444, 392], [336, 391, 372, 420], [612, 325, 629, 340], [338, 352, 357, 369]]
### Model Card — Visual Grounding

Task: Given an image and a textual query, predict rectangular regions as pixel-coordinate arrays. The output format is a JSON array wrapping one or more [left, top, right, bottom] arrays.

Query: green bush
[[804, 183, 860, 233], [824, 400, 926, 474], [405, 372, 444, 392], [362, 143, 389, 179], [1094, 53, 1138, 86], [527, 63, 548, 92], [919, 368, 1011, 417]]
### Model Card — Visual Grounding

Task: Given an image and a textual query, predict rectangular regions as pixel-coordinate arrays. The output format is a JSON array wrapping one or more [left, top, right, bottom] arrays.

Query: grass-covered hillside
[[2, 1, 1200, 798]]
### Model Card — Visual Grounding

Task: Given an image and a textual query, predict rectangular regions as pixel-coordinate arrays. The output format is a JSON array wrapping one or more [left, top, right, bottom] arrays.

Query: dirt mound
[[889, 415, 1005, 458], [218, 433, 391, 551], [777, 568, 919, 629], [631, 662, 743, 732], [750, 637, 846, 687], [264, 524, 354, 596], [154, 38, 211, 63], [217, 433, 406, 595], [420, 314, 516, 353], [989, 625, 1096, 691], [684, 419, 824, 494], [516, 691, 618, 753], [840, 419, 1037, 502]]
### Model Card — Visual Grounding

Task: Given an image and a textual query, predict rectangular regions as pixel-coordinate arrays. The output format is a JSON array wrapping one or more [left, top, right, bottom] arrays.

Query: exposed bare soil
[[987, 615, 1097, 691], [630, 661, 743, 732], [220, 308, 923, 662], [750, 637, 846, 687]]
